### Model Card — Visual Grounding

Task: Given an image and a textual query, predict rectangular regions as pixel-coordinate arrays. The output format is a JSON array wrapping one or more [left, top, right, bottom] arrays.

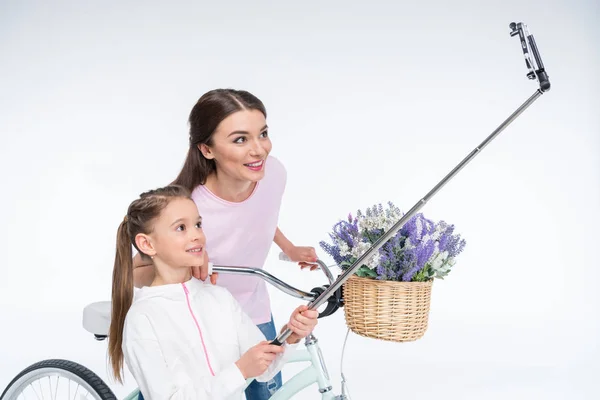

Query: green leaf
[[355, 265, 377, 279]]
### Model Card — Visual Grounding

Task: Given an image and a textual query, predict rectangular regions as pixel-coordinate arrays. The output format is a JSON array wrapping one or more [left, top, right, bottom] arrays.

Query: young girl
[[133, 89, 319, 399], [109, 185, 318, 399]]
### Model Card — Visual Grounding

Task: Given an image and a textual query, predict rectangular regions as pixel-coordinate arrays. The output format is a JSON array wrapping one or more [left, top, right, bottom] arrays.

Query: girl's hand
[[284, 246, 319, 271], [235, 341, 285, 379], [285, 305, 319, 343]]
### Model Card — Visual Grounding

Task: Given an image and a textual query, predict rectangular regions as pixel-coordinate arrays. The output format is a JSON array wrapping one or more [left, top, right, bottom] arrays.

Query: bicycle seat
[[82, 301, 111, 338]]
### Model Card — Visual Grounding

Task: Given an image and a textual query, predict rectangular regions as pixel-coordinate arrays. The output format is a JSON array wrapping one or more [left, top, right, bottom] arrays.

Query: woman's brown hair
[[108, 185, 191, 382], [171, 88, 267, 192]]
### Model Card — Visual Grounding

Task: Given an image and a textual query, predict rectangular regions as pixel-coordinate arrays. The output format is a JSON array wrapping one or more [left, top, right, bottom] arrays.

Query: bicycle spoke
[[37, 380, 45, 400], [28, 383, 40, 400], [73, 383, 80, 400], [53, 376, 59, 400]]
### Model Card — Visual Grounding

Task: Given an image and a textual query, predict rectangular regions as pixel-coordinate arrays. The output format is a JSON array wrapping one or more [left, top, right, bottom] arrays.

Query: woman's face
[[200, 109, 272, 183]]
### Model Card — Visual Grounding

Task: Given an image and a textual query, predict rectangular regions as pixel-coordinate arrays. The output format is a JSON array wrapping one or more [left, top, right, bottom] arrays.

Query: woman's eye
[[233, 136, 246, 144], [176, 224, 185, 232], [260, 131, 268, 138]]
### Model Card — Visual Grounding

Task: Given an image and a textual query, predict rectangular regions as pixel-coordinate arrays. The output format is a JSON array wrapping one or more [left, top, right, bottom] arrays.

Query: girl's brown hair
[[108, 184, 191, 382], [171, 88, 267, 192]]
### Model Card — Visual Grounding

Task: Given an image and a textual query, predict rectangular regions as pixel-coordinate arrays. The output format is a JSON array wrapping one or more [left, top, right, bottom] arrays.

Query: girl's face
[[138, 197, 206, 269], [200, 109, 272, 183]]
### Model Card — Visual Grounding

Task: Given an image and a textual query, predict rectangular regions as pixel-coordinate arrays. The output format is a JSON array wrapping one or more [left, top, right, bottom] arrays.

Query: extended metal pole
[[272, 22, 550, 345]]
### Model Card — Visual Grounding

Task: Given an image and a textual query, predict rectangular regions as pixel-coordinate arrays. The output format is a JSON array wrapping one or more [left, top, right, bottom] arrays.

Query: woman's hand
[[284, 305, 319, 344], [191, 249, 218, 284], [284, 246, 319, 271]]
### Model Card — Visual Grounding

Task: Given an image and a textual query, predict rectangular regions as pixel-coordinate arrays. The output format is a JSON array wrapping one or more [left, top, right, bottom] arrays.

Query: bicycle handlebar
[[208, 262, 318, 301]]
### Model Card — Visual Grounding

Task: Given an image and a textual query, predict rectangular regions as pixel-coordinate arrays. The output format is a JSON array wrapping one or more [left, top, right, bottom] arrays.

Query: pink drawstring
[[182, 283, 215, 376]]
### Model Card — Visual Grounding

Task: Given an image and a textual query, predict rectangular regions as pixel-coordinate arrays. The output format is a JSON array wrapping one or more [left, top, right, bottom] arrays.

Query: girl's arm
[[123, 313, 246, 399], [274, 227, 319, 270]]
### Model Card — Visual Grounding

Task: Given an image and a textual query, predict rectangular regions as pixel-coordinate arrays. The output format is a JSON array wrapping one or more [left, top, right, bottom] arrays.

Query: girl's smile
[[186, 245, 204, 257]]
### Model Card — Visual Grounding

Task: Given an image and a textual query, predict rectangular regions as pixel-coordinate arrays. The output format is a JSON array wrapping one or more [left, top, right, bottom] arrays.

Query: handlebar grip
[[278, 252, 292, 262], [279, 251, 319, 267]]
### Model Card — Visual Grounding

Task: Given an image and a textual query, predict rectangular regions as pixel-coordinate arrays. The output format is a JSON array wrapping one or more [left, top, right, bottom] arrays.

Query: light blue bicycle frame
[[256, 335, 336, 400]]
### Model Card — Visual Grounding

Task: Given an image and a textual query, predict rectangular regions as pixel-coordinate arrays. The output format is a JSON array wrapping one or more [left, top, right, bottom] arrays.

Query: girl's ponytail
[[106, 185, 192, 382], [108, 216, 134, 383]]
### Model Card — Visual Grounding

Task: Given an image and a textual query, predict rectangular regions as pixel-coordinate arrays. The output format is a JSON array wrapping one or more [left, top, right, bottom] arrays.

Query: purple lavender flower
[[319, 241, 344, 264], [332, 219, 358, 248], [401, 239, 436, 281]]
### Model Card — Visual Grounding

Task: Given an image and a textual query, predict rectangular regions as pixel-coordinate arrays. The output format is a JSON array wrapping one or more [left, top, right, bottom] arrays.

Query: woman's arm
[[124, 313, 246, 399], [132, 251, 217, 288], [132, 253, 154, 288], [273, 227, 294, 254]]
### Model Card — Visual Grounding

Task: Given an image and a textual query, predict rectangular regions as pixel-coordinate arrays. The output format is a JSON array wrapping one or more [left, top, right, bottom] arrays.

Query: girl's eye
[[233, 136, 246, 144], [195, 222, 202, 229], [176, 224, 185, 232]]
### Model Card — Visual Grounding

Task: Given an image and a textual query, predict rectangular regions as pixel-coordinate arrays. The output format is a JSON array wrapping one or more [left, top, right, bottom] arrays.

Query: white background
[[1, 0, 599, 399]]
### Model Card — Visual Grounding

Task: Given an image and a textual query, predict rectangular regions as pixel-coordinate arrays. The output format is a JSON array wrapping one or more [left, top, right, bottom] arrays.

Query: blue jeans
[[137, 316, 282, 400]]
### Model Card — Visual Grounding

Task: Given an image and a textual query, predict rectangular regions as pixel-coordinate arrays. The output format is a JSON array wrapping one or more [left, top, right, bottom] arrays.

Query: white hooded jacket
[[122, 277, 296, 399]]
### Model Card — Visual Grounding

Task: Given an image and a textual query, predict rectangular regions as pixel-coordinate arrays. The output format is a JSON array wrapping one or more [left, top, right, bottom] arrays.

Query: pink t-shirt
[[191, 155, 287, 325]]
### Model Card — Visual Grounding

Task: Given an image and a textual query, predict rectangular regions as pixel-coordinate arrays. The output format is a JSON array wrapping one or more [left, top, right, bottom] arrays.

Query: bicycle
[[0, 255, 351, 400], [0, 21, 550, 400]]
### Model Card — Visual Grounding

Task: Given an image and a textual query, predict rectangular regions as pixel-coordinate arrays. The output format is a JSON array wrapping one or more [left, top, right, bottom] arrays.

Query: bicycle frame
[[269, 336, 336, 400]]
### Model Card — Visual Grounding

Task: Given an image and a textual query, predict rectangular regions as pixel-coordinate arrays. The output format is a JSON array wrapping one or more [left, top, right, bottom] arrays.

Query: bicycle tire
[[0, 359, 117, 400]]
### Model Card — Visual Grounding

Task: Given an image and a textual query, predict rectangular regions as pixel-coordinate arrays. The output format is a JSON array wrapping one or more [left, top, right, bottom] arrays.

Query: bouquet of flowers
[[320, 202, 466, 282]]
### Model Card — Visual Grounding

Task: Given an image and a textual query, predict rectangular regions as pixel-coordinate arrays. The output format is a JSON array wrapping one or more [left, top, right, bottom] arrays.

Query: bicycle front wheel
[[0, 359, 117, 400]]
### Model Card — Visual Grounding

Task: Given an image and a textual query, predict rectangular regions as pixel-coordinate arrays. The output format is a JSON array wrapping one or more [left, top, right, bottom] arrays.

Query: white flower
[[430, 251, 448, 271], [351, 240, 381, 270], [337, 240, 350, 257], [415, 216, 423, 238]]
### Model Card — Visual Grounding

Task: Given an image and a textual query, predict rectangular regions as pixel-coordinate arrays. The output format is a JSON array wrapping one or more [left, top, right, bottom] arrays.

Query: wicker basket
[[343, 275, 433, 342]]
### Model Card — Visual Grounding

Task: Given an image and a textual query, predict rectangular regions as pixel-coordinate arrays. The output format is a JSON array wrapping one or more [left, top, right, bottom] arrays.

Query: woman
[[133, 88, 318, 399]]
